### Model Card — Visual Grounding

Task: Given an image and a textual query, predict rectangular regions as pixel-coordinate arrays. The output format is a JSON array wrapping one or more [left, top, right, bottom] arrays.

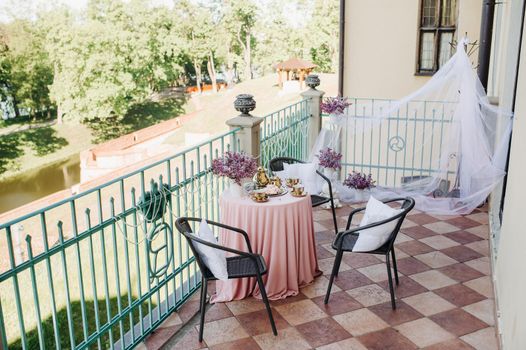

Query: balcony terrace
[[0, 81, 499, 350]]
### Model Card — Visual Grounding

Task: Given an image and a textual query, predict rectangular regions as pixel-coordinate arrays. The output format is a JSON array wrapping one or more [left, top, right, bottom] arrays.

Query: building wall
[[343, 0, 483, 99], [492, 1, 526, 348]]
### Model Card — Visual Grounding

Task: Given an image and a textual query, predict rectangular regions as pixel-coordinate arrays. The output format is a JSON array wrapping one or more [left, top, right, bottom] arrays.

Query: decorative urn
[[234, 94, 256, 116], [305, 74, 320, 90]]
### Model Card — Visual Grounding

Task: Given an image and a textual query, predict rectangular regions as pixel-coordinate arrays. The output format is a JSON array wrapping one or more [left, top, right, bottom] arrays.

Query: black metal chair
[[268, 157, 339, 234], [324, 197, 415, 309], [174, 217, 277, 342]]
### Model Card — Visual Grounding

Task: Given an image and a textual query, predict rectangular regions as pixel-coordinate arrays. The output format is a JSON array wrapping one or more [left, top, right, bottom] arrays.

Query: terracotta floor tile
[[316, 337, 368, 350], [357, 327, 418, 350], [236, 308, 289, 336], [410, 270, 456, 290], [396, 240, 435, 256], [396, 256, 431, 275], [465, 257, 491, 275], [145, 326, 180, 350], [462, 299, 496, 326], [434, 284, 486, 307], [377, 276, 428, 298], [466, 212, 489, 225], [402, 226, 437, 240], [274, 299, 327, 326], [444, 231, 483, 245], [446, 217, 481, 230], [315, 230, 336, 244], [198, 317, 248, 346], [401, 218, 418, 229], [369, 300, 423, 326], [395, 232, 414, 243], [314, 221, 329, 233], [313, 209, 335, 221], [407, 213, 439, 225], [318, 257, 351, 276], [253, 327, 310, 350], [159, 313, 183, 328], [317, 244, 336, 259], [269, 292, 308, 307], [464, 276, 494, 298], [414, 251, 458, 268], [312, 291, 362, 316], [167, 328, 207, 350], [465, 240, 490, 256], [460, 327, 499, 350], [419, 235, 460, 250], [204, 303, 233, 323], [226, 297, 266, 315], [402, 292, 456, 316], [395, 318, 455, 348], [357, 263, 392, 282], [465, 225, 489, 239], [209, 337, 261, 350], [300, 275, 341, 298], [342, 253, 382, 268], [332, 269, 373, 291], [424, 221, 460, 234], [440, 245, 483, 262], [347, 284, 392, 307], [296, 317, 351, 348], [438, 263, 484, 282], [333, 308, 389, 336], [430, 308, 488, 336], [422, 338, 475, 350]]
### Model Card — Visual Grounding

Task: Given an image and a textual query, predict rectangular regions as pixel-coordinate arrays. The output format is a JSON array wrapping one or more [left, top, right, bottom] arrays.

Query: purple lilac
[[343, 171, 375, 190], [320, 96, 352, 115], [211, 151, 258, 185], [316, 148, 342, 169]]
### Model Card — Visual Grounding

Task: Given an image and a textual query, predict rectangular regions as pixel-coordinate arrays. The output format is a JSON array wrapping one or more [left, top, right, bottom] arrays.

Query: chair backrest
[[377, 197, 416, 252], [174, 217, 213, 278], [268, 157, 303, 173]]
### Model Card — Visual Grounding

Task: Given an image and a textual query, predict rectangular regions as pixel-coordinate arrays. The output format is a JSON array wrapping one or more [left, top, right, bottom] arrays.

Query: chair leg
[[385, 254, 396, 310], [256, 274, 278, 336], [199, 276, 205, 312], [391, 249, 399, 285], [325, 249, 343, 304], [198, 278, 208, 342], [330, 201, 339, 235]]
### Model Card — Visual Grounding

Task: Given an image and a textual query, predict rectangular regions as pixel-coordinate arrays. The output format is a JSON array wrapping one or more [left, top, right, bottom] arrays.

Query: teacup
[[292, 185, 304, 195], [252, 191, 268, 201], [286, 178, 300, 187]]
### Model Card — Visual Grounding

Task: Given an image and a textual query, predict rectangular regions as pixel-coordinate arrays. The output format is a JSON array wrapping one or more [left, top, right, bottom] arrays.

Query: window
[[416, 0, 457, 74]]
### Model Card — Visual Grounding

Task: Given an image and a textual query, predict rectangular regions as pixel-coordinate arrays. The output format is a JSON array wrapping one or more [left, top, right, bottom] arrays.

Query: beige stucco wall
[[343, 0, 482, 99], [492, 0, 526, 348]]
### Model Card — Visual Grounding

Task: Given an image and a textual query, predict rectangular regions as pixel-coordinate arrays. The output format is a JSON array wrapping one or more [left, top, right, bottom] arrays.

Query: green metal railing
[[260, 99, 311, 167], [322, 98, 457, 188], [0, 128, 240, 349]]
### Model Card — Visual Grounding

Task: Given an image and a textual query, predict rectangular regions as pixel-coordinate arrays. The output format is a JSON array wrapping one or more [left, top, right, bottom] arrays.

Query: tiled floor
[[152, 204, 499, 349]]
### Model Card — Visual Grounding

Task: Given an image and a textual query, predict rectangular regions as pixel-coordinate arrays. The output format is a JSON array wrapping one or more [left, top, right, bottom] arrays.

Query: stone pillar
[[226, 94, 264, 162], [301, 74, 325, 152]]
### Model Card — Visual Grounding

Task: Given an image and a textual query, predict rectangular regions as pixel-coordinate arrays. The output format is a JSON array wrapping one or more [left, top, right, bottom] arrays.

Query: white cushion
[[194, 220, 229, 280], [352, 197, 401, 252], [283, 162, 322, 194]]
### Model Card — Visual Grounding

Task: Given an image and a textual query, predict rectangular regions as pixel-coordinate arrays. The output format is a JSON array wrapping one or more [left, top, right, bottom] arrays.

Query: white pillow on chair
[[352, 197, 401, 252], [194, 219, 229, 280], [283, 162, 322, 194]]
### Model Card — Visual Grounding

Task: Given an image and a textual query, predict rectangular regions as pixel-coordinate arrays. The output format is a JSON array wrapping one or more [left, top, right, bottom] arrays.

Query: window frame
[[415, 0, 458, 75]]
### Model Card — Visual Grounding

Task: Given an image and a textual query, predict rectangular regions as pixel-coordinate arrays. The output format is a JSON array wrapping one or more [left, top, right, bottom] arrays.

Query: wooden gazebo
[[274, 58, 317, 89]]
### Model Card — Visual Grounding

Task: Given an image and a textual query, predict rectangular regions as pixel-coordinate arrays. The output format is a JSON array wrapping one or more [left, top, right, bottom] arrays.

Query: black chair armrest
[[346, 207, 367, 230]]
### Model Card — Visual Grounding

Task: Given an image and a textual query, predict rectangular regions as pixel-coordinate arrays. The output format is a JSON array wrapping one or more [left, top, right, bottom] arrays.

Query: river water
[[0, 154, 80, 214]]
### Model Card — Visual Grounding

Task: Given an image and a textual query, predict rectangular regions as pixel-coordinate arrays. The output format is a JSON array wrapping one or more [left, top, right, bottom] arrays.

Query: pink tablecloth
[[210, 192, 320, 303]]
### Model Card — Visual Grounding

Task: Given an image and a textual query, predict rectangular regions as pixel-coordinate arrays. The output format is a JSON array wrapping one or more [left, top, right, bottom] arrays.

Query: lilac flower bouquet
[[343, 171, 375, 190], [211, 151, 257, 185], [316, 148, 342, 170], [320, 96, 352, 115]]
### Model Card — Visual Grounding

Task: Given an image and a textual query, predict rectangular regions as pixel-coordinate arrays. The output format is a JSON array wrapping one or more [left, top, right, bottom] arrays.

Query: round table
[[210, 191, 320, 303]]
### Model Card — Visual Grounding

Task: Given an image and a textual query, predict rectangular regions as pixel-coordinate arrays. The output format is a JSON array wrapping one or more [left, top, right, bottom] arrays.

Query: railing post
[[301, 75, 325, 152], [226, 94, 264, 161]]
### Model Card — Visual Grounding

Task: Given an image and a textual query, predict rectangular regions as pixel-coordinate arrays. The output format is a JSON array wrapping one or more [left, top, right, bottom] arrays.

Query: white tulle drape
[[311, 38, 513, 215]]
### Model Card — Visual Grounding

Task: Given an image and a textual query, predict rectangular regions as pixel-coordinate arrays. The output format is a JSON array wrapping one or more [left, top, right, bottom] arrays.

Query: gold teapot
[[253, 166, 270, 187]]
